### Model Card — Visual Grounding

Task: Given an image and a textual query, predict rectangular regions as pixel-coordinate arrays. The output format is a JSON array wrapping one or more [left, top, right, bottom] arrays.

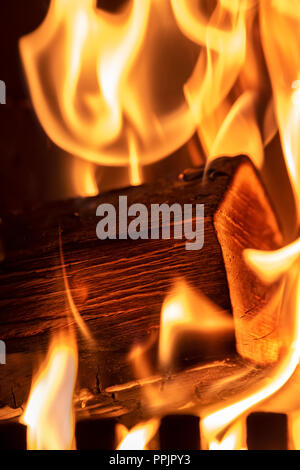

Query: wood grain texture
[[0, 155, 282, 412]]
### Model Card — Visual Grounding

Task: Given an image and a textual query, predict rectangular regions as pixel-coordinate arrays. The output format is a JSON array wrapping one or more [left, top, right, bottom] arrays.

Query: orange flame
[[171, 0, 268, 168], [159, 279, 234, 370], [202, 241, 300, 443], [59, 230, 94, 344], [260, 1, 300, 222], [116, 419, 160, 450], [206, 419, 247, 450], [19, 0, 198, 171], [70, 158, 98, 197], [289, 412, 300, 450], [21, 332, 78, 450]]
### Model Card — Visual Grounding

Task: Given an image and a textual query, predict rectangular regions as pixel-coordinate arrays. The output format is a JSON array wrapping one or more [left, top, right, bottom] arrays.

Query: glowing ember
[[21, 332, 78, 450]]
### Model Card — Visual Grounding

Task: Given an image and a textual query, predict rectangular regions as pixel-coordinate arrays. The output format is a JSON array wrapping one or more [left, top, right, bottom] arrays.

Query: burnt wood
[[0, 155, 282, 413]]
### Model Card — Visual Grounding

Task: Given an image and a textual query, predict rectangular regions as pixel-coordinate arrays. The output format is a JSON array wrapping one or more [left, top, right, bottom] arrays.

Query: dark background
[[0, 0, 201, 215]]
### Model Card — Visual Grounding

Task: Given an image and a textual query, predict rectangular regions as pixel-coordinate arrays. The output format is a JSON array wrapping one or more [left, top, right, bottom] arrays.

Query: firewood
[[0, 155, 282, 413]]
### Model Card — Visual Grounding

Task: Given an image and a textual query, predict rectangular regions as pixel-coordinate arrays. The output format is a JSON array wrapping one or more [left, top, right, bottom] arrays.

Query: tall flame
[[21, 332, 78, 450]]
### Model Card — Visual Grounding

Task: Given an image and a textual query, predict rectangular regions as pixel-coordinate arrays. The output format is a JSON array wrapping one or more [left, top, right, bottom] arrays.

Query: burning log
[[0, 155, 282, 412], [246, 412, 288, 450]]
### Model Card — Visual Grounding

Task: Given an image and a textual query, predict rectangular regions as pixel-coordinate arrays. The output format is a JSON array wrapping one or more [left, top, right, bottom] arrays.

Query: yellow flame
[[159, 279, 233, 370], [171, 0, 267, 168], [202, 241, 300, 442], [59, 230, 94, 344], [128, 128, 142, 186], [21, 332, 78, 450], [289, 411, 300, 450], [207, 419, 247, 450], [260, 1, 300, 221], [19, 0, 198, 168], [70, 158, 98, 197], [116, 419, 160, 450], [244, 238, 300, 284]]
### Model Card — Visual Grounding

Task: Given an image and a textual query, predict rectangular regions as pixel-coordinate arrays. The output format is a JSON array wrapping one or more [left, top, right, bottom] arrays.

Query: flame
[[171, 0, 268, 168], [260, 1, 300, 221], [116, 419, 160, 450], [70, 158, 98, 197], [207, 419, 247, 450], [21, 332, 78, 450], [159, 279, 234, 370], [19, 0, 198, 171], [244, 238, 300, 284], [202, 241, 300, 443], [59, 230, 94, 344]]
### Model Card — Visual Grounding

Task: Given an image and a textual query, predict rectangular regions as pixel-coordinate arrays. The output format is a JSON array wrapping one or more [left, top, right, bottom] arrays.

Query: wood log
[[0, 155, 282, 413]]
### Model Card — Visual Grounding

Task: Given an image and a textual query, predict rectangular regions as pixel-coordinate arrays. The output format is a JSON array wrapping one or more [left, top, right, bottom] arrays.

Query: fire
[[127, 128, 142, 186], [116, 419, 160, 450], [21, 332, 78, 450], [17, 0, 300, 451], [159, 279, 233, 370], [70, 158, 98, 197], [289, 412, 300, 450], [19, 0, 198, 172], [206, 419, 247, 450], [171, 0, 268, 168]]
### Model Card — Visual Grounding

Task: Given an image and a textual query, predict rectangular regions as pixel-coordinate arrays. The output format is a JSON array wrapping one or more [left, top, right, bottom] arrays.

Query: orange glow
[[21, 332, 78, 450], [159, 279, 233, 370], [19, 0, 198, 172], [116, 419, 160, 450]]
